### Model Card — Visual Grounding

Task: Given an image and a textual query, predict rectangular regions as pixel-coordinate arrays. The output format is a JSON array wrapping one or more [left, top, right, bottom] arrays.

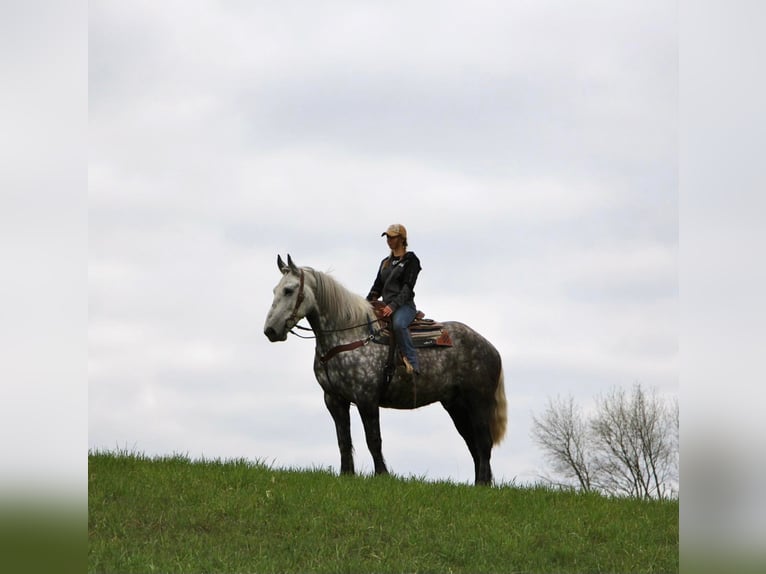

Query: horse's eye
[[283, 287, 294, 296]]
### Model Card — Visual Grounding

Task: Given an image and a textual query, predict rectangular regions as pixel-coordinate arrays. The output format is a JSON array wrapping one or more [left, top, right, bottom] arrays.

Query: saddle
[[369, 301, 453, 348]]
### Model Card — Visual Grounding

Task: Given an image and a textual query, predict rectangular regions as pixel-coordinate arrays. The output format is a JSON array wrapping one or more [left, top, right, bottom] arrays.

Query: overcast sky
[[89, 0, 677, 484]]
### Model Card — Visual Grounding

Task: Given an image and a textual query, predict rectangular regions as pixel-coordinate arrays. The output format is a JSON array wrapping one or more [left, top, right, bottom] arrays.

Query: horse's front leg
[[358, 402, 388, 476], [324, 392, 354, 475]]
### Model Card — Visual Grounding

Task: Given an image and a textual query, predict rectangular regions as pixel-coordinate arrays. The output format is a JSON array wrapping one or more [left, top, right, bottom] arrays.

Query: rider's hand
[[382, 305, 393, 317]]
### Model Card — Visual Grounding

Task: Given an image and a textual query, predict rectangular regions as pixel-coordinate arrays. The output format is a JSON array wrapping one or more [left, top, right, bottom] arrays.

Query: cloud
[[89, 1, 677, 484]]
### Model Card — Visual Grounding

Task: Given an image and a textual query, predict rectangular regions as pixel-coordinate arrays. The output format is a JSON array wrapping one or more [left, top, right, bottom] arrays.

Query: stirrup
[[402, 356, 415, 375]]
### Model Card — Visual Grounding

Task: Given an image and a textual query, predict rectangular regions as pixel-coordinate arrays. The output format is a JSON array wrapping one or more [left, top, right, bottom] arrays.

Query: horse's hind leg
[[324, 392, 354, 475], [471, 413, 494, 485], [443, 397, 494, 485], [442, 398, 480, 478], [358, 403, 389, 476]]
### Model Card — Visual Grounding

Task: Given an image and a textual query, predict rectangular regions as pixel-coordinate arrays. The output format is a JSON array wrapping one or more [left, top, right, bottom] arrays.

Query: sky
[[88, 0, 678, 485]]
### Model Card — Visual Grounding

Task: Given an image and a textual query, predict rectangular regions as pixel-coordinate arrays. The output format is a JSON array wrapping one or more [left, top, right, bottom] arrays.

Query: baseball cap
[[381, 223, 407, 239]]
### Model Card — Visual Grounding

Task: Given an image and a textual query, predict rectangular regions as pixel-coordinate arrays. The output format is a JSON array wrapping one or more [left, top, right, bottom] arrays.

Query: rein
[[283, 267, 381, 364], [286, 268, 381, 339], [289, 319, 380, 339]]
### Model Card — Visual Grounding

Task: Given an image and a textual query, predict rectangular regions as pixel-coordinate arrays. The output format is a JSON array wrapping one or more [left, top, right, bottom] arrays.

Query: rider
[[366, 224, 422, 375]]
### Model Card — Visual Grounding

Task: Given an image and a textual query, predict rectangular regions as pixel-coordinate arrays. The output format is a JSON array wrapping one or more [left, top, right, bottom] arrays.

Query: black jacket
[[366, 252, 421, 312]]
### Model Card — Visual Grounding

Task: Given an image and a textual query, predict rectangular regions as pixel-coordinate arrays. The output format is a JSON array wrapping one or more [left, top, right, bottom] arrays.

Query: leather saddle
[[369, 301, 453, 348]]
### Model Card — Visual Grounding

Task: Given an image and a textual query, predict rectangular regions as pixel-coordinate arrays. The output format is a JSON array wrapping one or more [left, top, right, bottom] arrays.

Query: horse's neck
[[305, 311, 326, 338], [309, 270, 372, 341]]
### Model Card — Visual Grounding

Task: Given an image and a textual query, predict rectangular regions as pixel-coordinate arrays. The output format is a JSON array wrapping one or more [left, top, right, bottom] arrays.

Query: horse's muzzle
[[264, 326, 286, 342]]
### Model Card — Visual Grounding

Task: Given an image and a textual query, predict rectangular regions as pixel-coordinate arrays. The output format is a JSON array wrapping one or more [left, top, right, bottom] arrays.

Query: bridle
[[285, 268, 306, 332]]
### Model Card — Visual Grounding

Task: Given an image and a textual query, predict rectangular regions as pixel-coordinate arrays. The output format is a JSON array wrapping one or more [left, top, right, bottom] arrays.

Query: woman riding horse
[[366, 223, 421, 376]]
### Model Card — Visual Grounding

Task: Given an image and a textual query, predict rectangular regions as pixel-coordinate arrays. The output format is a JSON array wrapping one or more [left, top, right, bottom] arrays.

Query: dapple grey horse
[[264, 255, 506, 485]]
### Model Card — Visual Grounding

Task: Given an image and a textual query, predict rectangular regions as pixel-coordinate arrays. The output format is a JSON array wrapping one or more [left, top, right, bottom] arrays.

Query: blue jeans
[[392, 304, 419, 371]]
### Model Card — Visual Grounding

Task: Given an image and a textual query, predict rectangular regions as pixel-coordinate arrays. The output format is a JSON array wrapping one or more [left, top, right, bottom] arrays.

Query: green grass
[[89, 450, 678, 573]]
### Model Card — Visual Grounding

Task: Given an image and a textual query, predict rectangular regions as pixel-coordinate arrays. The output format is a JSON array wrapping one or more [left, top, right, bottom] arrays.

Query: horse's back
[[419, 320, 502, 393], [441, 321, 502, 364]]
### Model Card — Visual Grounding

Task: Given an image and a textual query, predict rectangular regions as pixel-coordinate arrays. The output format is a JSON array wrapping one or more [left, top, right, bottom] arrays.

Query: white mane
[[308, 268, 373, 329]]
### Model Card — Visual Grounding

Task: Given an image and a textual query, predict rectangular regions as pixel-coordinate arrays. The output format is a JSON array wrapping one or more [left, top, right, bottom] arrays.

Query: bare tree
[[531, 395, 594, 492], [531, 383, 678, 499]]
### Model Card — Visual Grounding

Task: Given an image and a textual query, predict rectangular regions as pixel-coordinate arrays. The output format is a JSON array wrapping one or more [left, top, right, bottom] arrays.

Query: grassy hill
[[88, 450, 678, 573]]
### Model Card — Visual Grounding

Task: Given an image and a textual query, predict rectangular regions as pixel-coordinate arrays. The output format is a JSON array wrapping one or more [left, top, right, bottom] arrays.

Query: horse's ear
[[287, 254, 299, 274], [277, 255, 289, 274]]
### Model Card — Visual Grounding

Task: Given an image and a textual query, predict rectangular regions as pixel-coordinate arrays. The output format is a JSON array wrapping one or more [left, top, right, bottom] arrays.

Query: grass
[[88, 450, 678, 573]]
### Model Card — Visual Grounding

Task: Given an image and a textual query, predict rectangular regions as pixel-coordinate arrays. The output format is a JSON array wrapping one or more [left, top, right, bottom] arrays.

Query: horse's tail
[[490, 367, 507, 445]]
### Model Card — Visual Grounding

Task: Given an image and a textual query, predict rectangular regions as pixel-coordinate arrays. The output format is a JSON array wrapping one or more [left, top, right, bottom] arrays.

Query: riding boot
[[402, 355, 415, 375]]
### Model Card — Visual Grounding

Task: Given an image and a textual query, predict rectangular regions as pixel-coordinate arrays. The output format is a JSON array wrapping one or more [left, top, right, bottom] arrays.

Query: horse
[[263, 254, 507, 485]]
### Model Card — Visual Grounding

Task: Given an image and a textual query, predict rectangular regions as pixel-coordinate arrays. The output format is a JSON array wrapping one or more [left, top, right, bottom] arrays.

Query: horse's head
[[264, 255, 314, 342]]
